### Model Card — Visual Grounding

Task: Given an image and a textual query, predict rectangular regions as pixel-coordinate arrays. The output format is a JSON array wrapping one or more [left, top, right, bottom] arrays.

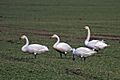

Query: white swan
[[51, 34, 72, 58], [84, 26, 109, 51], [21, 35, 49, 58], [72, 47, 97, 61]]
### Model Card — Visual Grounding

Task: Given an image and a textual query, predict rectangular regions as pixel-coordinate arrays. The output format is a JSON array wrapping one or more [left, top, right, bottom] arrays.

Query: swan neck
[[22, 36, 29, 51], [85, 28, 90, 43], [53, 36, 60, 47], [25, 36, 29, 46]]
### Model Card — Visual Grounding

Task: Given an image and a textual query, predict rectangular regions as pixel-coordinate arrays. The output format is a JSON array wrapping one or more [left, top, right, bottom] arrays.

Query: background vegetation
[[0, 0, 120, 80]]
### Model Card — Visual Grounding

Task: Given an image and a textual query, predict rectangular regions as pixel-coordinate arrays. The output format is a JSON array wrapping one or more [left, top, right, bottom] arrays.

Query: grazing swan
[[21, 35, 49, 58], [51, 34, 72, 58], [72, 47, 97, 61], [84, 26, 109, 51]]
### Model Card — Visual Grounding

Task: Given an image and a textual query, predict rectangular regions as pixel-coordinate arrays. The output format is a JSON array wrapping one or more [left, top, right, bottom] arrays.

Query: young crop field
[[0, 0, 120, 80]]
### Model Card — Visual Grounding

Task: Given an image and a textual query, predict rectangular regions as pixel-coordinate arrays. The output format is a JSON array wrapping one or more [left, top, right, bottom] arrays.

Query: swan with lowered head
[[72, 47, 97, 61], [21, 35, 49, 58], [51, 34, 72, 58], [84, 26, 109, 51]]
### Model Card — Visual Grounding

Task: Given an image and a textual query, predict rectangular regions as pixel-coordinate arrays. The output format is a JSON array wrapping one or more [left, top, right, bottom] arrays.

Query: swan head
[[21, 35, 27, 39], [51, 34, 58, 38], [84, 26, 89, 30], [71, 48, 76, 54]]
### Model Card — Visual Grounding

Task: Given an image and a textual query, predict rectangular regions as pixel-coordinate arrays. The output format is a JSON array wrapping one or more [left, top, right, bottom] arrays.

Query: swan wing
[[76, 47, 94, 53], [86, 40, 100, 49], [87, 40, 99, 45], [27, 44, 49, 53], [75, 47, 96, 57], [55, 42, 72, 52], [95, 41, 108, 49]]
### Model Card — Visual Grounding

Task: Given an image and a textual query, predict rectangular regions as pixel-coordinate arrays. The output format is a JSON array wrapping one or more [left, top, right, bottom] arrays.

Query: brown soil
[[0, 26, 120, 41]]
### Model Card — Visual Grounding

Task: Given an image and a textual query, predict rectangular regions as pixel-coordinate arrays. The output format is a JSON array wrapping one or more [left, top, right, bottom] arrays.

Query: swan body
[[72, 47, 97, 60], [84, 26, 109, 51], [21, 35, 49, 58], [51, 34, 72, 58]]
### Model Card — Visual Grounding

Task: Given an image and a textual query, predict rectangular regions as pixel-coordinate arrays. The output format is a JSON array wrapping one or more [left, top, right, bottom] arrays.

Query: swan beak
[[20, 36, 24, 39], [50, 36, 54, 38], [84, 27, 87, 29]]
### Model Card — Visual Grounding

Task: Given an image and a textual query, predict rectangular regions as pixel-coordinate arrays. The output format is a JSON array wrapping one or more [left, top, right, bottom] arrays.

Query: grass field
[[0, 0, 120, 80]]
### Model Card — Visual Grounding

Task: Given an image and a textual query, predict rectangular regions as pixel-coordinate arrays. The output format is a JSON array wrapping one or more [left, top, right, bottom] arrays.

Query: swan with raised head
[[51, 34, 72, 58], [21, 35, 49, 58], [84, 26, 109, 51], [72, 47, 97, 61]]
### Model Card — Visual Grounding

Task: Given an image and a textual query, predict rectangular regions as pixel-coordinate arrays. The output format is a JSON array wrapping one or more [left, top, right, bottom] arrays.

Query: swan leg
[[80, 57, 82, 61], [72, 54, 75, 61], [80, 56, 83, 61], [81, 57, 86, 61], [83, 57, 86, 61], [60, 53, 62, 58], [34, 53, 37, 58], [64, 53, 67, 58], [34, 54, 37, 58]]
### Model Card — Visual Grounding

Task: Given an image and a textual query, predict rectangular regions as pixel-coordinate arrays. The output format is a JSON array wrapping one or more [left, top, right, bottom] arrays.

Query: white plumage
[[21, 35, 49, 58], [72, 47, 97, 60], [84, 26, 109, 51], [51, 34, 72, 58]]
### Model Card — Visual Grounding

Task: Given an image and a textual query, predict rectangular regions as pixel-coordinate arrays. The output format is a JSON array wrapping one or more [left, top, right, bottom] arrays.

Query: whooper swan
[[21, 35, 49, 58]]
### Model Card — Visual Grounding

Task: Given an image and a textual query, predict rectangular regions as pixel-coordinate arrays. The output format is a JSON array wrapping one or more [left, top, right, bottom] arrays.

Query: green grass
[[0, 0, 120, 80]]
